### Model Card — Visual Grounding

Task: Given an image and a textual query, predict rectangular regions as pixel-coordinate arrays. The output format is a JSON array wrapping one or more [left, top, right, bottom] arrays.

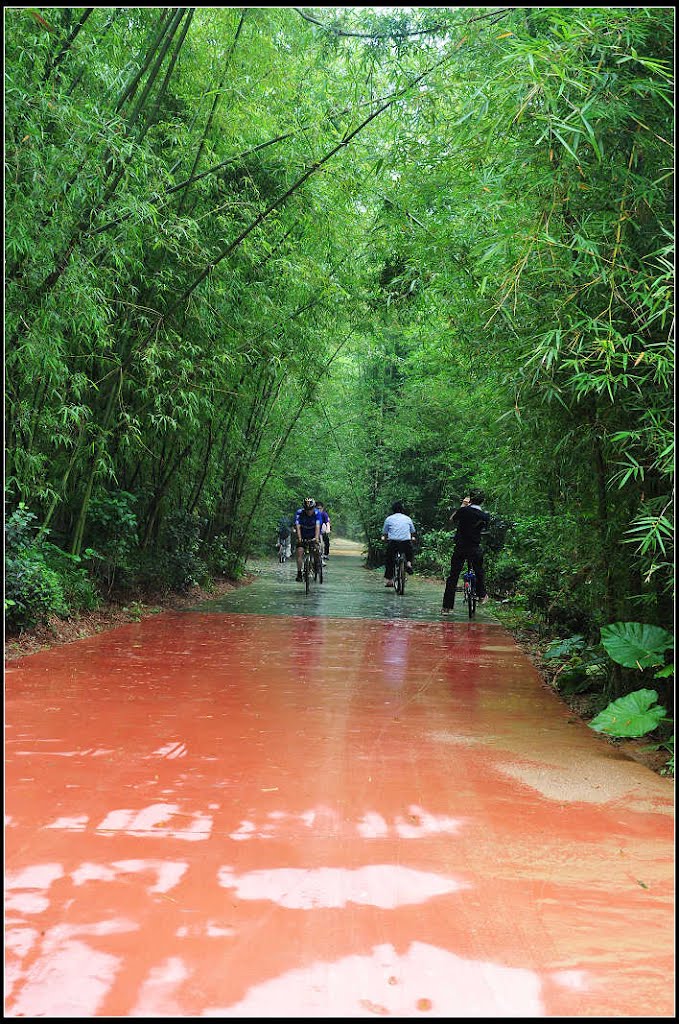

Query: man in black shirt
[[442, 489, 491, 612]]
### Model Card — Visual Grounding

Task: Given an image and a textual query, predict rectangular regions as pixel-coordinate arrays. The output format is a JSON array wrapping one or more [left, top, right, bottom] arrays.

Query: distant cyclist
[[316, 501, 331, 561], [294, 498, 322, 582], [381, 501, 416, 588], [276, 516, 292, 562], [441, 489, 490, 612]]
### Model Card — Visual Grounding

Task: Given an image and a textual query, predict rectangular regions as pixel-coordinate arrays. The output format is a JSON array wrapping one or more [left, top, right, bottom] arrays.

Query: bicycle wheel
[[317, 549, 323, 584], [398, 558, 406, 595], [468, 573, 476, 618], [304, 550, 311, 594]]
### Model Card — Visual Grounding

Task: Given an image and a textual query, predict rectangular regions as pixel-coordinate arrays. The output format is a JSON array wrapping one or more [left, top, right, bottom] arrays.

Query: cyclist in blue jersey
[[381, 501, 416, 587], [294, 497, 322, 582]]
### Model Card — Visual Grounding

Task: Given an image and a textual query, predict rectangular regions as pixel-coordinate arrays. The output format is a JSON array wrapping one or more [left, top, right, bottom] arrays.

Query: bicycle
[[463, 562, 477, 618], [393, 548, 407, 596], [302, 539, 323, 594]]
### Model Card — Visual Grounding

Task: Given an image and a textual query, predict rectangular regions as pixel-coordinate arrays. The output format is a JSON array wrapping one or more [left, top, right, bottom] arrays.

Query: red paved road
[[4, 558, 675, 1017]]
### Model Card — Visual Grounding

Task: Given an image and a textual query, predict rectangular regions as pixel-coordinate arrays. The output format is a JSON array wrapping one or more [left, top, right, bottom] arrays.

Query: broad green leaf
[[600, 622, 673, 669], [589, 689, 667, 738]]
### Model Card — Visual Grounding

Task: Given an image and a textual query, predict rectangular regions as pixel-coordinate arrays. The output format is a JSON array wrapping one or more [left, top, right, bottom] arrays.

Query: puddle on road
[[185, 552, 501, 625]]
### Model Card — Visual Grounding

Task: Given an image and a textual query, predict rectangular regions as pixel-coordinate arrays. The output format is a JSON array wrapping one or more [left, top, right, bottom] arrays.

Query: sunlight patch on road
[[227, 804, 463, 841], [203, 941, 545, 1017], [217, 864, 466, 910], [95, 803, 213, 840], [71, 859, 189, 893]]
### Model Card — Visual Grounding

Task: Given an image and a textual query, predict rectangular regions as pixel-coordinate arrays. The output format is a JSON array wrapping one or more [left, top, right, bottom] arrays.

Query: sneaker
[[405, 563, 414, 575], [441, 607, 453, 614], [296, 573, 303, 582], [385, 580, 394, 587]]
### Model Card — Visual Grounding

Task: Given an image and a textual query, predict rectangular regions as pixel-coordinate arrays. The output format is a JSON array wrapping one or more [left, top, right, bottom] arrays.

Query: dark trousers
[[442, 544, 486, 608], [322, 533, 330, 556], [385, 539, 413, 579]]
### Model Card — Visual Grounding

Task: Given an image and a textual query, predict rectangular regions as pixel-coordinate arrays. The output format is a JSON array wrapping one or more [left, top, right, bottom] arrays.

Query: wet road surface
[[5, 542, 675, 1017]]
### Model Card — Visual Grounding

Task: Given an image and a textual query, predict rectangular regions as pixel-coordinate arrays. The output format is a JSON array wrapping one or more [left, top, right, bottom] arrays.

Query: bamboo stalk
[[127, 8, 186, 130], [114, 9, 172, 113], [70, 368, 123, 556], [179, 9, 248, 216], [43, 7, 94, 85]]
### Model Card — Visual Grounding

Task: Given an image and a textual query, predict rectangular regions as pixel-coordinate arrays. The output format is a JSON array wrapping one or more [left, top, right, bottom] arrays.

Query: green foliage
[[544, 633, 609, 695], [591, 621, 674, 770], [481, 513, 598, 632], [3, 5, 673, 649], [544, 635, 586, 661], [487, 552, 522, 600], [40, 542, 100, 614], [159, 509, 208, 593], [207, 538, 247, 580], [589, 689, 668, 739], [416, 529, 455, 576], [5, 502, 98, 632], [555, 664, 606, 698], [658, 737, 674, 777], [600, 621, 673, 670], [5, 501, 38, 555], [5, 545, 69, 632], [87, 491, 139, 589], [122, 601, 145, 623]]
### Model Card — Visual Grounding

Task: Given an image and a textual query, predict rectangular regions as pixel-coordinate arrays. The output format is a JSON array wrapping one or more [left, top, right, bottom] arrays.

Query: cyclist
[[381, 501, 416, 588], [294, 497, 322, 582], [441, 489, 490, 612], [316, 501, 331, 561], [276, 516, 292, 562]]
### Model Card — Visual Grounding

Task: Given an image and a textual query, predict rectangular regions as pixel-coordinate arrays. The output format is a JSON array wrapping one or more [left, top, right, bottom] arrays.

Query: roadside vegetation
[[5, 8, 673, 770]]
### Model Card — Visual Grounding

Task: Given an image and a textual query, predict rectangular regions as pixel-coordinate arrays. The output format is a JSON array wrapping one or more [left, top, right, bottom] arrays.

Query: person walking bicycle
[[441, 489, 490, 613]]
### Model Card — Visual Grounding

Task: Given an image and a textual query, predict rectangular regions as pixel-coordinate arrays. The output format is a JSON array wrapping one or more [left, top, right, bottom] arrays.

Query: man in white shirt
[[381, 501, 416, 588]]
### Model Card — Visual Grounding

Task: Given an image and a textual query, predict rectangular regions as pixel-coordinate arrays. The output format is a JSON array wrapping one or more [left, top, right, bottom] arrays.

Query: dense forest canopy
[[5, 8, 674, 690]]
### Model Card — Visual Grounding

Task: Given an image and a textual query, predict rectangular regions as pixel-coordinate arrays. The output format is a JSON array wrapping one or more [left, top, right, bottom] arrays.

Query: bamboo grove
[[5, 8, 675, 700]]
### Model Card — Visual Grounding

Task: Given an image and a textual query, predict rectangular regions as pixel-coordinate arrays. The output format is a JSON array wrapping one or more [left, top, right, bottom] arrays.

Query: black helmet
[[303, 497, 315, 509]]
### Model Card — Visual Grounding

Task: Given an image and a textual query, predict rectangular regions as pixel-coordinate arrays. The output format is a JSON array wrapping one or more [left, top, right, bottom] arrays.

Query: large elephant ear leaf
[[589, 688, 667, 738], [600, 622, 673, 669]]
